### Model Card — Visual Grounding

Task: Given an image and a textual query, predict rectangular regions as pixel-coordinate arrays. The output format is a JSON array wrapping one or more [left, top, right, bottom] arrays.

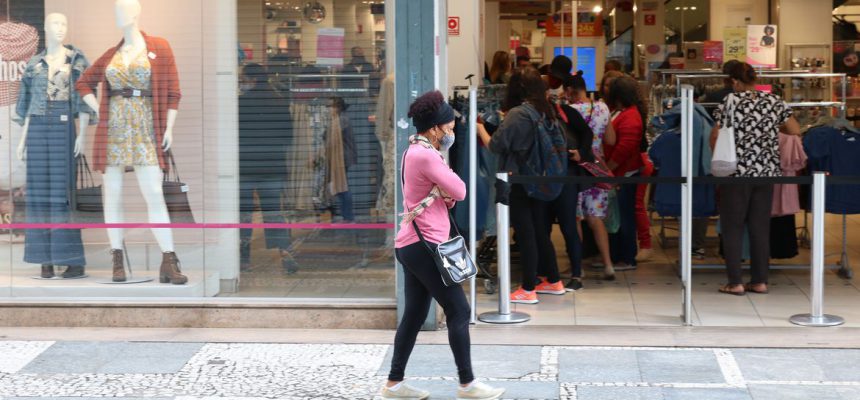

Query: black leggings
[[510, 185, 560, 290], [389, 242, 474, 384]]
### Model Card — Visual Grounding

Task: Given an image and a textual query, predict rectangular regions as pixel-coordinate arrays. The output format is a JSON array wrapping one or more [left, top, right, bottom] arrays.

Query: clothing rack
[[277, 73, 371, 94], [653, 72, 853, 277]]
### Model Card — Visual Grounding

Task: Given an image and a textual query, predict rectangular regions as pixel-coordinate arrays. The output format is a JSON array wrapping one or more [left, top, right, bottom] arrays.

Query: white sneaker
[[456, 381, 506, 400], [380, 382, 430, 399]]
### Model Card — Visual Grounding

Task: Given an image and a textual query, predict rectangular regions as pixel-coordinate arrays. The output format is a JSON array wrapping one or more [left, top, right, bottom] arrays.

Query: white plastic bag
[[711, 97, 738, 177]]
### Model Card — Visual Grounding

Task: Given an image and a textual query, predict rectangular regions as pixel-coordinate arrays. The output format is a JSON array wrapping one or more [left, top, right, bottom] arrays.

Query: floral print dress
[[570, 100, 611, 218], [105, 50, 159, 167]]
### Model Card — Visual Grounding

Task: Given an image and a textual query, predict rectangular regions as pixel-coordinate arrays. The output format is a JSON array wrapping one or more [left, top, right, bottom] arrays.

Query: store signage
[[703, 41, 723, 63], [447, 16, 459, 36], [644, 14, 656, 26], [642, 1, 659, 12], [316, 27, 345, 66], [747, 25, 777, 68], [577, 12, 603, 37], [723, 27, 747, 63], [545, 12, 573, 37]]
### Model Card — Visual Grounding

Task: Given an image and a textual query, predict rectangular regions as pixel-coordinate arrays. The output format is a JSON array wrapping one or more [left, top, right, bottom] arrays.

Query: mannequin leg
[[134, 166, 174, 252], [102, 167, 126, 250]]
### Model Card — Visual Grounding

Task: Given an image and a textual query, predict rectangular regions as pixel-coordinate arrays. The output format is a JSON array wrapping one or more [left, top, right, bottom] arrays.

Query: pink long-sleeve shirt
[[395, 143, 467, 248]]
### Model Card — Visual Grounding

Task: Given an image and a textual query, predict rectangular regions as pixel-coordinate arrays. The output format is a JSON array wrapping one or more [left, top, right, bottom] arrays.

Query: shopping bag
[[711, 97, 738, 177]]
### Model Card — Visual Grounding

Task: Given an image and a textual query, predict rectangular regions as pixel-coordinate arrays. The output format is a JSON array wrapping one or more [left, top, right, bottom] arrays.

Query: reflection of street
[[230, 226, 395, 298]]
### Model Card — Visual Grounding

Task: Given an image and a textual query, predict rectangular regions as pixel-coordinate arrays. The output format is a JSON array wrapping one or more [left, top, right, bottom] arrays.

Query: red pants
[[636, 153, 654, 250]]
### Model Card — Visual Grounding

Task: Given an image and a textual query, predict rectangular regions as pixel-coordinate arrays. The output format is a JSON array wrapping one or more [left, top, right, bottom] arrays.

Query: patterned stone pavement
[[1, 341, 860, 399]]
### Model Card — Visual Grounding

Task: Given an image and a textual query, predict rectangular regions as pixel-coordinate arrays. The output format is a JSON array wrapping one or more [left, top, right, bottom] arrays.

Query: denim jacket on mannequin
[[13, 44, 96, 126]]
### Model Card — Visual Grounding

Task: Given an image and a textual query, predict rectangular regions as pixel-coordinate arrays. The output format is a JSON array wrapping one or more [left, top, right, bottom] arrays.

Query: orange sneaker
[[535, 279, 566, 295], [510, 287, 539, 304]]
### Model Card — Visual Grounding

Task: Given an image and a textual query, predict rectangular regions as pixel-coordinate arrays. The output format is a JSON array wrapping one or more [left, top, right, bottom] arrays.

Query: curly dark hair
[[503, 66, 554, 120], [606, 75, 648, 150], [408, 90, 445, 121]]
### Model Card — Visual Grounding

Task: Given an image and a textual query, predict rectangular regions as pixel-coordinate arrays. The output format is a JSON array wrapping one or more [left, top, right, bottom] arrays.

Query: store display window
[[0, 0, 395, 300]]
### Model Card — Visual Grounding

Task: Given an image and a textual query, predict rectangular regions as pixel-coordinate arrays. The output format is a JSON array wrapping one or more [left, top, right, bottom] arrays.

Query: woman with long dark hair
[[382, 92, 505, 400], [487, 50, 512, 84], [477, 66, 565, 304], [604, 75, 646, 270]]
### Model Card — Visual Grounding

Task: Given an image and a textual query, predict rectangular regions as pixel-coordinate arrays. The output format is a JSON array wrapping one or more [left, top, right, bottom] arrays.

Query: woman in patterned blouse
[[710, 62, 801, 296]]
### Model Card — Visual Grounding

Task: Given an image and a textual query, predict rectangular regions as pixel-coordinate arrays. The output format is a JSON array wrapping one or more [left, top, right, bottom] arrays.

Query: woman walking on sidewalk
[[382, 91, 505, 400]]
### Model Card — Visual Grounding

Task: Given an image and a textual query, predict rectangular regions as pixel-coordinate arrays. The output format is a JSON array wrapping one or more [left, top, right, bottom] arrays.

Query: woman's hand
[[569, 149, 581, 162]]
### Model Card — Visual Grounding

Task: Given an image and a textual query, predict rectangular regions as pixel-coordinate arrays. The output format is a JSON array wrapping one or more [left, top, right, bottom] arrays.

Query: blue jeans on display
[[24, 101, 86, 267], [610, 179, 639, 266], [239, 176, 291, 264]]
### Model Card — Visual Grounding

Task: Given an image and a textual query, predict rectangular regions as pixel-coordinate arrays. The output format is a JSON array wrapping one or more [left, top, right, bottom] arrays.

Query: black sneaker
[[692, 248, 706, 260], [565, 279, 583, 292]]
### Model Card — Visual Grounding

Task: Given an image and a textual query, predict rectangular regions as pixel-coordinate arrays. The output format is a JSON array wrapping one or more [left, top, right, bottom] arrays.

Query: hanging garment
[[287, 103, 329, 212], [326, 108, 349, 197], [648, 103, 717, 218], [374, 74, 395, 215], [772, 133, 807, 216], [803, 126, 860, 214], [770, 215, 799, 259]]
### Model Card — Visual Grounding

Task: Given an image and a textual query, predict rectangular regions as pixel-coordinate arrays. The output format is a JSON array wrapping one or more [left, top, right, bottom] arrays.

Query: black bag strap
[[163, 150, 182, 183], [77, 155, 95, 189]]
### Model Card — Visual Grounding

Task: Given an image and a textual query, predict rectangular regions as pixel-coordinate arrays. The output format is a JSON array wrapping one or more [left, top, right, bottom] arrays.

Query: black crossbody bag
[[401, 149, 478, 287]]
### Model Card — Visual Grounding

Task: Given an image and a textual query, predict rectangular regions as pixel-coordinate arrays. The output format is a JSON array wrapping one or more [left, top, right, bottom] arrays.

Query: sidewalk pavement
[[2, 340, 860, 399]]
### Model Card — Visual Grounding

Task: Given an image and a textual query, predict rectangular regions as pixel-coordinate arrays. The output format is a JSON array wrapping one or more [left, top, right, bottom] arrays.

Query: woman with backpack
[[477, 66, 567, 305], [382, 91, 505, 400]]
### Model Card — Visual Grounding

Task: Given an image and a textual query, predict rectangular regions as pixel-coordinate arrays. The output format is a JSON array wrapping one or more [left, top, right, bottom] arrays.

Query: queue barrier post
[[478, 173, 530, 324], [790, 172, 845, 327]]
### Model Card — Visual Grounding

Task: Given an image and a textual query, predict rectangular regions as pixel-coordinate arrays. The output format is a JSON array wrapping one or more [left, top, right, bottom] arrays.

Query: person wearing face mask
[[382, 91, 504, 400]]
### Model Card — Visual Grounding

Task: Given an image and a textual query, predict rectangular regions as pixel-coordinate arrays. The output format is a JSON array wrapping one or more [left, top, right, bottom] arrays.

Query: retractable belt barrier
[[481, 171, 860, 327]]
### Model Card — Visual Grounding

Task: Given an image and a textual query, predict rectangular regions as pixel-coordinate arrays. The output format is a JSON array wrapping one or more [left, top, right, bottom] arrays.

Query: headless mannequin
[[17, 13, 89, 160], [80, 0, 178, 253]]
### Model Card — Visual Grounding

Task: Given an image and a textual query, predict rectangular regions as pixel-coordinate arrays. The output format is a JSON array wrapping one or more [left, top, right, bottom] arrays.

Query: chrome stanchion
[[791, 172, 845, 327], [468, 86, 478, 324], [680, 85, 694, 326], [478, 173, 530, 324]]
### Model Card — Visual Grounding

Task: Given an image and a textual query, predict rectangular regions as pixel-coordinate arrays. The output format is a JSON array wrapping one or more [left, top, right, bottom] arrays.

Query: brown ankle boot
[[111, 249, 126, 282], [159, 252, 188, 285]]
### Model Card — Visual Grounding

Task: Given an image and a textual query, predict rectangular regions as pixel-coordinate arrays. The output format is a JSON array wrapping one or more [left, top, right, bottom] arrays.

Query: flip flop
[[719, 285, 745, 296], [744, 283, 769, 294]]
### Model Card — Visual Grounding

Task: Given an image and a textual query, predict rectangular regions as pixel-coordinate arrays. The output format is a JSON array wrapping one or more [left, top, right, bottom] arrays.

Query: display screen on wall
[[576, 47, 597, 91], [553, 47, 597, 91]]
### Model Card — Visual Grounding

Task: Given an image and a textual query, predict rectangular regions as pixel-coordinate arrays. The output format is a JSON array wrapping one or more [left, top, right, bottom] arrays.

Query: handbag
[[162, 151, 195, 223], [74, 155, 104, 222], [578, 155, 615, 191], [402, 149, 478, 287], [711, 95, 739, 177]]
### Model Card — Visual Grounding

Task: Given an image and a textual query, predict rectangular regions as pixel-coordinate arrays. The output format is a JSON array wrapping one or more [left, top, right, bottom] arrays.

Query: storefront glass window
[[1, 0, 395, 300]]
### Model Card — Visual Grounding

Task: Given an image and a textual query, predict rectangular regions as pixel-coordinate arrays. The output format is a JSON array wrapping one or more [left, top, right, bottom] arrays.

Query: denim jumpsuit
[[14, 45, 95, 266]]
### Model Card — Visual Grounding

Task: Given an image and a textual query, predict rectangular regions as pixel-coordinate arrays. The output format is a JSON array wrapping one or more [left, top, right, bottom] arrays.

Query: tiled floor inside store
[[473, 213, 860, 328]]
